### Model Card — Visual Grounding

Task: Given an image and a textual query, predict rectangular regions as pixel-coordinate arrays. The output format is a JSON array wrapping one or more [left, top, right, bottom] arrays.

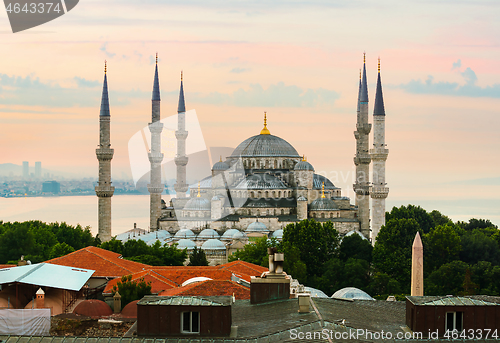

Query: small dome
[[331, 287, 374, 301], [212, 160, 230, 171], [272, 229, 283, 239], [73, 300, 113, 318], [174, 229, 196, 239], [176, 239, 197, 250], [233, 231, 247, 240], [246, 221, 269, 232], [121, 300, 139, 318], [310, 197, 337, 211], [184, 197, 211, 211], [230, 134, 301, 158], [294, 160, 314, 171], [221, 228, 240, 240], [201, 239, 226, 250], [297, 195, 307, 201], [198, 228, 220, 239]]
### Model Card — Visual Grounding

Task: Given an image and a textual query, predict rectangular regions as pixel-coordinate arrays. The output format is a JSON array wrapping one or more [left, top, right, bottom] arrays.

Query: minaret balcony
[[147, 184, 164, 194], [96, 148, 114, 161], [149, 122, 164, 133], [95, 185, 115, 197], [353, 183, 370, 195], [175, 155, 189, 166], [370, 149, 389, 160], [371, 186, 389, 199], [148, 152, 164, 164], [354, 154, 371, 165], [175, 131, 188, 140], [356, 123, 372, 135]]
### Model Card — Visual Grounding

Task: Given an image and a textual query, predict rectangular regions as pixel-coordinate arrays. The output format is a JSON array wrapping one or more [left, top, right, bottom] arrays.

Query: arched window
[[265, 191, 269, 198], [321, 213, 325, 219], [278, 191, 281, 197]]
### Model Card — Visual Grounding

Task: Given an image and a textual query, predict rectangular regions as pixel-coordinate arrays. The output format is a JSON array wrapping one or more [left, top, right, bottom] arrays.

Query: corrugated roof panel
[[0, 263, 94, 291]]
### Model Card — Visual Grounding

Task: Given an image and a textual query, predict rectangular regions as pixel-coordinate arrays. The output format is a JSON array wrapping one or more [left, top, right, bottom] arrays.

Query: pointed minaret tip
[[152, 55, 161, 101], [177, 71, 186, 113], [360, 53, 368, 103], [413, 232, 423, 248], [100, 61, 110, 117], [373, 58, 386, 116]]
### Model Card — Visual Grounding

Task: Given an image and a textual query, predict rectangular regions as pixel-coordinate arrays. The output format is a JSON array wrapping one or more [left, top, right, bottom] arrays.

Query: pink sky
[[0, 0, 499, 225]]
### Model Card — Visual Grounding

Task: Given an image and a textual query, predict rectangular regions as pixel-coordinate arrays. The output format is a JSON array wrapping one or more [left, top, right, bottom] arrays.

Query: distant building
[[35, 161, 41, 179], [22, 161, 29, 179], [42, 180, 60, 194]]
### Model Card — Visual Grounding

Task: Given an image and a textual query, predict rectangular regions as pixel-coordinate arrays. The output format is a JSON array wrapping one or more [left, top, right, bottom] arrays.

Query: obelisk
[[411, 232, 424, 296]]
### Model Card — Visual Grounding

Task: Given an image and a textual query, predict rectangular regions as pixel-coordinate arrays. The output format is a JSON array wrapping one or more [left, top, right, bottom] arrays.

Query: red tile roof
[[151, 266, 233, 286], [219, 260, 268, 282], [103, 270, 177, 294], [159, 280, 250, 299], [46, 246, 148, 278]]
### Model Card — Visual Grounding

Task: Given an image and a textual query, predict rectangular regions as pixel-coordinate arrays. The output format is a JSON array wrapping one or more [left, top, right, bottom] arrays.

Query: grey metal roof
[[234, 173, 287, 190], [0, 263, 94, 291], [310, 197, 338, 211], [197, 228, 220, 239], [176, 239, 196, 250], [240, 197, 297, 208], [373, 70, 386, 116], [201, 239, 226, 250], [229, 134, 300, 158], [246, 221, 269, 232], [99, 73, 110, 117], [313, 174, 337, 189], [332, 287, 374, 301], [294, 160, 314, 171], [407, 296, 498, 306], [174, 229, 196, 239], [138, 295, 228, 306], [177, 79, 185, 113], [212, 160, 230, 171], [152, 63, 160, 101], [221, 228, 240, 240], [184, 197, 211, 210]]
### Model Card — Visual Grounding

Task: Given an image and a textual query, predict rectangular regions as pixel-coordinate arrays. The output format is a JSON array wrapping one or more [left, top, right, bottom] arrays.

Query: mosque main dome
[[229, 134, 300, 158]]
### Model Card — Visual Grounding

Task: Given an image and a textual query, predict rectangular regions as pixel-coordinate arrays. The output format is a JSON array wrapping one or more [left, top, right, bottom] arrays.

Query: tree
[[229, 236, 279, 267], [457, 218, 498, 232], [425, 261, 469, 296], [368, 272, 401, 297], [424, 224, 462, 272], [372, 218, 420, 293], [112, 275, 151, 307], [0, 223, 35, 264], [100, 238, 124, 255], [282, 220, 340, 281], [339, 233, 373, 263], [429, 210, 453, 227], [49, 242, 75, 259], [188, 247, 209, 266], [460, 231, 500, 265], [385, 205, 435, 234]]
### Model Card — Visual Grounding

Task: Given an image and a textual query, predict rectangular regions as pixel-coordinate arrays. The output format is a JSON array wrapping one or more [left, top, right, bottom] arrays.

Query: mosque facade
[[96, 55, 388, 261]]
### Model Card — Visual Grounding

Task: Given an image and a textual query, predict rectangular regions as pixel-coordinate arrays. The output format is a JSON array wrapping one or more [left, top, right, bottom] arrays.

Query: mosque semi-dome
[[310, 197, 337, 211], [230, 134, 300, 158], [212, 159, 230, 171], [246, 221, 269, 232], [294, 160, 315, 171], [184, 197, 211, 211]]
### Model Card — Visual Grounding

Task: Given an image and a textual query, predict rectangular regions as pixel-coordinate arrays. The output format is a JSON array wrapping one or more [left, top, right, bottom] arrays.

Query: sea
[[0, 195, 157, 236]]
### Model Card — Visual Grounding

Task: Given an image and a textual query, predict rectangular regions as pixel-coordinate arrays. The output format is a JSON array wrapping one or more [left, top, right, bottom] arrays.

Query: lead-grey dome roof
[[310, 197, 337, 211], [176, 239, 197, 250], [175, 229, 196, 239], [184, 197, 211, 211], [212, 160, 230, 171], [221, 228, 240, 240], [294, 160, 314, 171], [230, 134, 300, 158], [331, 287, 374, 300], [201, 239, 226, 250], [246, 221, 269, 232], [234, 173, 287, 190], [198, 228, 220, 239]]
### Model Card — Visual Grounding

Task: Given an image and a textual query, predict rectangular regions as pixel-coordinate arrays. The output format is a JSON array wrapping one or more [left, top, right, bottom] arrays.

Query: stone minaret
[[174, 72, 189, 197], [411, 232, 424, 296], [95, 61, 114, 242], [147, 54, 164, 231], [370, 58, 389, 242], [353, 54, 372, 239]]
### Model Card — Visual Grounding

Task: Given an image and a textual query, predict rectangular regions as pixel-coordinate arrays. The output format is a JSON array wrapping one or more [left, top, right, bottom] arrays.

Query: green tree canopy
[[385, 205, 435, 234], [424, 224, 462, 273], [112, 275, 152, 307], [228, 236, 279, 267], [188, 246, 209, 266], [339, 233, 373, 263]]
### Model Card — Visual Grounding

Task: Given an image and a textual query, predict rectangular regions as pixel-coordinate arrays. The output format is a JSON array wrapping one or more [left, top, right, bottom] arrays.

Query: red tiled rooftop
[[219, 260, 268, 281], [159, 280, 250, 299], [103, 270, 177, 294], [46, 246, 149, 278]]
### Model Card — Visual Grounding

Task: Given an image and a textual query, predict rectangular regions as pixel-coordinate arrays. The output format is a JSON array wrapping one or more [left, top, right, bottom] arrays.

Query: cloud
[[100, 42, 116, 58], [230, 67, 251, 73], [0, 73, 147, 108], [397, 67, 500, 98], [196, 82, 340, 107], [452, 59, 461, 70], [74, 77, 100, 88]]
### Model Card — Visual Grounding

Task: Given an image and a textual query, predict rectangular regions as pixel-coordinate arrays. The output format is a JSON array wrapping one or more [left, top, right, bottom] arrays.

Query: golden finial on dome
[[321, 182, 325, 198], [302, 155, 306, 161], [104, 60, 107, 74], [220, 155, 222, 162], [197, 181, 201, 198], [260, 111, 270, 135]]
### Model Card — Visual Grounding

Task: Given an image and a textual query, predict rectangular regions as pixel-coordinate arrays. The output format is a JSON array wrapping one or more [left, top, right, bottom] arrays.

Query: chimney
[[36, 288, 45, 308], [250, 248, 290, 304], [18, 255, 27, 266], [113, 291, 122, 313]]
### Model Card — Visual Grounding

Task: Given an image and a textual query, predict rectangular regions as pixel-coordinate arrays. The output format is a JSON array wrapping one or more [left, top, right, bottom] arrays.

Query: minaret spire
[[148, 54, 164, 231], [370, 57, 389, 243], [353, 52, 372, 240], [174, 71, 189, 196], [95, 61, 114, 242]]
